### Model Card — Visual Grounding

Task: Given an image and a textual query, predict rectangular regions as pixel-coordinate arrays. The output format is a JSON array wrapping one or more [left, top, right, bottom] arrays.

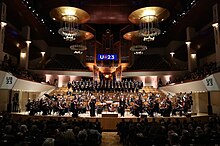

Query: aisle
[[100, 132, 122, 146]]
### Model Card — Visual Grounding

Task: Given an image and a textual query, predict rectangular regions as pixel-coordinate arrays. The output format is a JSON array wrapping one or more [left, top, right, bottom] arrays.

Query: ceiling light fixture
[[0, 21, 7, 28], [170, 52, 175, 57], [69, 30, 94, 52], [50, 6, 90, 42], [41, 52, 46, 57], [70, 44, 87, 51], [26, 40, 31, 44], [185, 41, 191, 46], [129, 6, 170, 42], [212, 22, 219, 28], [130, 45, 147, 52], [191, 53, 196, 59]]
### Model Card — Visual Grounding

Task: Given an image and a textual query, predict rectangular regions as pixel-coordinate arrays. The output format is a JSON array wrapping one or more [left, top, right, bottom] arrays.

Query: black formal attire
[[90, 99, 96, 117], [12, 93, 19, 112], [134, 100, 140, 117], [70, 100, 78, 117], [67, 81, 72, 89], [119, 98, 126, 117]]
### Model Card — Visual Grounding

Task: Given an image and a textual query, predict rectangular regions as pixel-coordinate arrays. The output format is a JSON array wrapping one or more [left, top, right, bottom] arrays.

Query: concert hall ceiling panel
[[2, 0, 219, 61]]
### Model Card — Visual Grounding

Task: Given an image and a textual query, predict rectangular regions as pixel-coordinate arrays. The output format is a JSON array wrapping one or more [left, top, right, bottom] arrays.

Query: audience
[[164, 62, 220, 86], [117, 116, 220, 146], [0, 114, 102, 146], [1, 57, 46, 84], [184, 62, 220, 81]]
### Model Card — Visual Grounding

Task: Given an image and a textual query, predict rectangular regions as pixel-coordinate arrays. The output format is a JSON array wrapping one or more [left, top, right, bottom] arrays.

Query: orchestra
[[25, 79, 193, 118]]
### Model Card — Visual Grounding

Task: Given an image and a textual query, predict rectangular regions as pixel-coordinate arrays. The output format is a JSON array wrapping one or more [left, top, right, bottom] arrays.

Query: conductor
[[89, 95, 96, 117], [119, 95, 126, 117]]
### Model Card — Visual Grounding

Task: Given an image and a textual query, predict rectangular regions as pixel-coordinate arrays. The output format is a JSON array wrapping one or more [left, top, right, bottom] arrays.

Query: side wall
[[0, 89, 10, 112], [211, 91, 220, 115], [16, 91, 40, 112], [186, 92, 220, 115]]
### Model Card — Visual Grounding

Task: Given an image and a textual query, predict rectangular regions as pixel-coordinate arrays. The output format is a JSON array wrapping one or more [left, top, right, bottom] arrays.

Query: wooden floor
[[10, 111, 210, 131], [100, 132, 122, 146]]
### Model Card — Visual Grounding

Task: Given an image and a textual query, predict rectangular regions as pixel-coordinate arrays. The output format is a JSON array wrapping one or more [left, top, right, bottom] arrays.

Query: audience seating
[[45, 54, 88, 70], [117, 117, 220, 146], [129, 54, 172, 71], [0, 114, 102, 146]]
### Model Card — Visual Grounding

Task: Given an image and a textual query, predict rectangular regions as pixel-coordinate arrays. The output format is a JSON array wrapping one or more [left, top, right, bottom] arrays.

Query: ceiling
[[2, 0, 218, 61]]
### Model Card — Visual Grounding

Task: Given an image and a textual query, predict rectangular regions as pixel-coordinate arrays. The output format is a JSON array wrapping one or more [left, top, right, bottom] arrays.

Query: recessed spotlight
[[185, 41, 191, 46], [16, 43, 20, 48], [191, 53, 196, 59], [170, 52, 175, 57], [26, 40, 31, 44], [212, 22, 219, 28], [1, 22, 7, 27]]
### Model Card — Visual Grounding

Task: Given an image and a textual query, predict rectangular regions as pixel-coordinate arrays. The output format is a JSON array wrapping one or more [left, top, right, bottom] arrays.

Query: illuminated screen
[[97, 54, 118, 60]]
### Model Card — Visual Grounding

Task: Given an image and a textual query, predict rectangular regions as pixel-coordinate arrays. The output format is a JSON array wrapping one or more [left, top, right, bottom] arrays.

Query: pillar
[[93, 65, 99, 81], [58, 75, 64, 88], [185, 41, 192, 72], [40, 51, 45, 68], [94, 40, 97, 65], [213, 4, 220, 67], [7, 89, 12, 113], [0, 2, 7, 62], [20, 26, 31, 70], [186, 27, 196, 72]]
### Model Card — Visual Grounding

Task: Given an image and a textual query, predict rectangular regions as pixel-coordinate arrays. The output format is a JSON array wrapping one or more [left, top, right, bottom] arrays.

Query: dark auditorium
[[1, 0, 220, 146]]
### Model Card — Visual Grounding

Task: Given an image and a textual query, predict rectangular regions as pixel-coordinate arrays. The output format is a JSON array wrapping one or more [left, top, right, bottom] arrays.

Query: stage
[[10, 111, 210, 131]]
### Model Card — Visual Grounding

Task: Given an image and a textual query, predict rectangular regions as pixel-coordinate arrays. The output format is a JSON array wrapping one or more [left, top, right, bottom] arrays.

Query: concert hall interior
[[1, 0, 220, 146]]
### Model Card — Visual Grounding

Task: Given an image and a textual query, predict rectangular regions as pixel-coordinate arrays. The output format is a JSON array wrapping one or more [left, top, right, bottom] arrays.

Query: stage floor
[[10, 111, 210, 131]]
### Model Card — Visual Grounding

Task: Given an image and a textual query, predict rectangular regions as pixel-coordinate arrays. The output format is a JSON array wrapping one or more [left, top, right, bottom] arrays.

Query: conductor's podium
[[102, 112, 118, 117]]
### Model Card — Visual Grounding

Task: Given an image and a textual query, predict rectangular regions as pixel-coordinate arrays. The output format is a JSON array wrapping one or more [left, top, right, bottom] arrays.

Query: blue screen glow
[[97, 54, 118, 61]]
